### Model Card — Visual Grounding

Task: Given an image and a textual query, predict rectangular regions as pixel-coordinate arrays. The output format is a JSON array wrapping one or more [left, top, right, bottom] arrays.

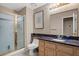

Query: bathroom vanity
[[32, 4, 79, 56], [31, 33, 79, 56], [39, 40, 79, 56]]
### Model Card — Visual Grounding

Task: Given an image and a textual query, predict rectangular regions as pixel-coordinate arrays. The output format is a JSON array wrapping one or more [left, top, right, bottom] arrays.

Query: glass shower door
[[0, 13, 14, 55], [17, 16, 25, 49]]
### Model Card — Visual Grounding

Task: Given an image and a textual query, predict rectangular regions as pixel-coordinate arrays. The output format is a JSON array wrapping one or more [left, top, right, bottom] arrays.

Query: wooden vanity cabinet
[[38, 39, 79, 56]]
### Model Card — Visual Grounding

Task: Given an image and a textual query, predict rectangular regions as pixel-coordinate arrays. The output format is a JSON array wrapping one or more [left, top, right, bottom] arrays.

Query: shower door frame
[[16, 15, 25, 50]]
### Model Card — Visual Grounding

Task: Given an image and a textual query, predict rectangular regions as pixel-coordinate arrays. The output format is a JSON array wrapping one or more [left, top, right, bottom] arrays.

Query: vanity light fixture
[[49, 3, 61, 10], [53, 3, 60, 7], [49, 3, 68, 10]]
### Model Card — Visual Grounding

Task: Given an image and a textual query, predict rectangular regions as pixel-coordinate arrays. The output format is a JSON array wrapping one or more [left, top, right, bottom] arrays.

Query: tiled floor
[[4, 48, 29, 56], [4, 48, 37, 56]]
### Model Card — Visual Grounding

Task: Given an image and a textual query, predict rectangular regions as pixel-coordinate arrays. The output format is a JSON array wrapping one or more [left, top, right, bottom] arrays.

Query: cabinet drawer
[[56, 43, 74, 55]]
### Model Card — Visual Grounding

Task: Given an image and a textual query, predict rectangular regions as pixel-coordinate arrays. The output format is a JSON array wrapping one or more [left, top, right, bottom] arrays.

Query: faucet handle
[[58, 35, 60, 38], [58, 35, 62, 39]]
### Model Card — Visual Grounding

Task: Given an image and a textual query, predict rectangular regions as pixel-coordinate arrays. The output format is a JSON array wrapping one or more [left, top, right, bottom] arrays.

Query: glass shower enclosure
[[0, 13, 14, 55], [17, 16, 25, 49], [0, 13, 25, 55]]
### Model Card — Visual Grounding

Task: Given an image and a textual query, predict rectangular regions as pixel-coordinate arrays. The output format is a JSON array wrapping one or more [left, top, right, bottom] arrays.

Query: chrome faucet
[[58, 35, 62, 40]]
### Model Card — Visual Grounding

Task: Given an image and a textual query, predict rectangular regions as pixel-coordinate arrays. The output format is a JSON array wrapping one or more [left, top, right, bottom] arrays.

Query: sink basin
[[52, 39, 65, 42]]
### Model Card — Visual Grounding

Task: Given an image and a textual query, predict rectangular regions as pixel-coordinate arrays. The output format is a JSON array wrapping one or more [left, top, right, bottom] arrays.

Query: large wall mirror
[[50, 9, 78, 36]]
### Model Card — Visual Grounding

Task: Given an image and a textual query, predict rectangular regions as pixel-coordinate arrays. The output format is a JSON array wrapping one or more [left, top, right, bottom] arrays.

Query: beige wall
[[0, 6, 17, 15], [17, 7, 26, 15], [25, 7, 33, 47], [33, 4, 79, 36], [33, 4, 50, 34]]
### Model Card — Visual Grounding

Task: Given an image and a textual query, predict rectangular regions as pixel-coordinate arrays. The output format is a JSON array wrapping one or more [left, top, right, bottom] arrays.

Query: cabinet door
[[75, 48, 79, 56], [45, 41, 56, 56], [56, 43, 74, 56], [45, 47, 55, 56], [39, 40, 45, 56]]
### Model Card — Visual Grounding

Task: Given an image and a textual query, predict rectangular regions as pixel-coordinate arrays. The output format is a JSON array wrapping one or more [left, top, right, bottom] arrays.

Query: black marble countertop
[[38, 36, 79, 47], [31, 33, 79, 47]]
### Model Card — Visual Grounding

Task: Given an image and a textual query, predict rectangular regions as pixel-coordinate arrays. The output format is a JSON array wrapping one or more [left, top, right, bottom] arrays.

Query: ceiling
[[26, 3, 47, 10], [0, 3, 46, 11], [0, 3, 26, 11]]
